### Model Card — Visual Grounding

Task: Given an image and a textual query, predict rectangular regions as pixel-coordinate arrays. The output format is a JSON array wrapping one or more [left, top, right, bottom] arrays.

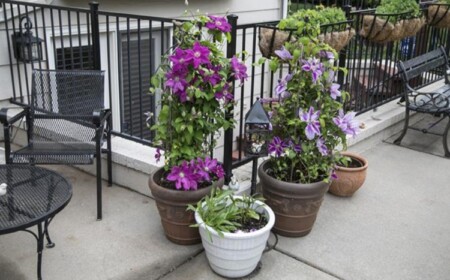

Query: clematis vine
[[150, 14, 246, 189], [300, 106, 321, 140]]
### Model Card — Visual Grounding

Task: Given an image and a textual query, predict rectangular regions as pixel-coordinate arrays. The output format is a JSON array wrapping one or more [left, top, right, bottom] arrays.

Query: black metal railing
[[0, 0, 174, 146], [1, 0, 450, 183]]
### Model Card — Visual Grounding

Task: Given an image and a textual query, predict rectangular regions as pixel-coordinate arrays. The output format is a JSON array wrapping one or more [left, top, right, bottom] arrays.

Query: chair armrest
[[0, 107, 29, 125], [92, 108, 111, 127]]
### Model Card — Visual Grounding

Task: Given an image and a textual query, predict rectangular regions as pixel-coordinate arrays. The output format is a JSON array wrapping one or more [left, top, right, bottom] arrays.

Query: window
[[56, 45, 94, 70], [120, 29, 167, 141]]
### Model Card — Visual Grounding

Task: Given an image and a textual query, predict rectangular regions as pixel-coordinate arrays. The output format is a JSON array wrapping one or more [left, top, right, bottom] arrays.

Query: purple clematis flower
[[230, 56, 248, 83], [206, 15, 232, 33], [330, 83, 341, 100], [167, 161, 199, 190], [213, 164, 225, 179], [333, 109, 360, 137], [196, 157, 219, 182], [155, 148, 162, 163], [201, 65, 222, 86], [215, 83, 233, 101], [268, 136, 288, 157], [291, 140, 302, 153], [165, 69, 188, 94], [330, 169, 338, 180], [300, 106, 321, 140], [302, 57, 323, 83], [275, 46, 293, 60], [186, 42, 210, 69], [319, 50, 335, 60], [316, 137, 329, 156], [275, 73, 293, 99], [327, 70, 335, 84], [169, 48, 191, 72]]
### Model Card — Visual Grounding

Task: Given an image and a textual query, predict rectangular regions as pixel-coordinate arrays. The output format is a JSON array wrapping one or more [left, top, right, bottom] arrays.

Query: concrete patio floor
[[1, 132, 450, 280]]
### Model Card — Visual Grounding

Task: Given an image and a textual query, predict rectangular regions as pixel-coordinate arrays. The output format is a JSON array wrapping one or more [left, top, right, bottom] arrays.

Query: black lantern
[[12, 16, 43, 63], [244, 99, 271, 156]]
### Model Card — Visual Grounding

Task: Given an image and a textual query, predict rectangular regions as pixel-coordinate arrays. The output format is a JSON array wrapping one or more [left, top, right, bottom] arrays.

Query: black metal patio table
[[0, 165, 72, 280]]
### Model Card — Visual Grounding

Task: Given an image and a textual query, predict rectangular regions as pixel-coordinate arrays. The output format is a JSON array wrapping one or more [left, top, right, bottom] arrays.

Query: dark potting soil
[[232, 215, 268, 233], [345, 158, 363, 168]]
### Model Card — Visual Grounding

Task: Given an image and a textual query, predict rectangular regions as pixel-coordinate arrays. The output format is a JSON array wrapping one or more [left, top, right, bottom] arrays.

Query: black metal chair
[[0, 69, 112, 220]]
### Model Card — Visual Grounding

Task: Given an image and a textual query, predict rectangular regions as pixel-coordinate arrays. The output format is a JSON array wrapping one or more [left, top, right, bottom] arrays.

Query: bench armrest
[[92, 108, 111, 127], [0, 106, 30, 126], [409, 89, 450, 110]]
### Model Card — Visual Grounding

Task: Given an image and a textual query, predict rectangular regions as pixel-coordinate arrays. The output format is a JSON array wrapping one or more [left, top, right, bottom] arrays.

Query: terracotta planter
[[148, 167, 224, 245], [258, 160, 330, 237], [329, 152, 368, 197]]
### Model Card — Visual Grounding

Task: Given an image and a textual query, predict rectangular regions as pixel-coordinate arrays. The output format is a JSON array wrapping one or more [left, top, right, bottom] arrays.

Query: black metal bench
[[395, 46, 450, 157], [0, 69, 112, 220]]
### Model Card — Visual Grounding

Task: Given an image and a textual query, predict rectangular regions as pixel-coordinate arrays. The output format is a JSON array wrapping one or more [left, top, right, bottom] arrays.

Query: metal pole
[[224, 14, 238, 184], [90, 1, 101, 70]]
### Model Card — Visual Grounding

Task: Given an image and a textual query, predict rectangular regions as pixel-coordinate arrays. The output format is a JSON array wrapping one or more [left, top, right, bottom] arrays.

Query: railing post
[[338, 1, 352, 95], [90, 1, 101, 70], [224, 14, 238, 184]]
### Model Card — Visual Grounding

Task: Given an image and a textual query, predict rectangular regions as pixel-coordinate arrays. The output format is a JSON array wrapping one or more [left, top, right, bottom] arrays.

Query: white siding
[[52, 0, 282, 24]]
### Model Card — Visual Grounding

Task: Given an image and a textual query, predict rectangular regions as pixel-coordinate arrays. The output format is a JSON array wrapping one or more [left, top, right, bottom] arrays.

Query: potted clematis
[[148, 14, 247, 245], [258, 33, 359, 237]]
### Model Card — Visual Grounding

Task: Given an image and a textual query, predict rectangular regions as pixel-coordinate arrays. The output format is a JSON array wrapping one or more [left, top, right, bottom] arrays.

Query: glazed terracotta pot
[[148, 167, 224, 245], [329, 151, 368, 197], [258, 160, 330, 237]]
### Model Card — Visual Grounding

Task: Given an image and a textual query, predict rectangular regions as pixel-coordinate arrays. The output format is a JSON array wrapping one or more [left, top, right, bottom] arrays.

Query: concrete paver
[[161, 249, 339, 280], [1, 135, 450, 280], [275, 143, 450, 280]]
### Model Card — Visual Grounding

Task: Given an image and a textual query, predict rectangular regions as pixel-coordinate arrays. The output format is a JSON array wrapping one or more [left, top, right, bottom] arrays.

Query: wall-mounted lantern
[[12, 16, 43, 63], [244, 99, 271, 157]]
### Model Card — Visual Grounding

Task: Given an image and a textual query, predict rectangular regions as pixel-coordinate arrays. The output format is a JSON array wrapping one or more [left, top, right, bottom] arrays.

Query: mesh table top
[[0, 165, 72, 234]]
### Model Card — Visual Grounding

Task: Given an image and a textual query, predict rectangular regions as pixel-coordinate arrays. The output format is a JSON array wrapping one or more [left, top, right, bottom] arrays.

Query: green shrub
[[278, 6, 347, 37], [375, 0, 421, 22]]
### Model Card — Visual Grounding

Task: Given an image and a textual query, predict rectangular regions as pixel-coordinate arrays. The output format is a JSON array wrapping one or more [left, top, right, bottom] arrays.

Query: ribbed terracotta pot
[[329, 151, 368, 197], [149, 167, 224, 245], [258, 160, 330, 237]]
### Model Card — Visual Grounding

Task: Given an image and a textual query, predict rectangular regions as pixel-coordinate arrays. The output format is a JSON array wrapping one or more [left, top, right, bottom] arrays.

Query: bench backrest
[[397, 46, 449, 83]]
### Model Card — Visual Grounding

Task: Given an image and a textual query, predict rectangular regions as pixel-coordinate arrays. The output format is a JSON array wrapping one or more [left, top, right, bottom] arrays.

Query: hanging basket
[[427, 4, 450, 28], [258, 26, 294, 58], [258, 20, 355, 58], [359, 12, 425, 44], [318, 28, 356, 52]]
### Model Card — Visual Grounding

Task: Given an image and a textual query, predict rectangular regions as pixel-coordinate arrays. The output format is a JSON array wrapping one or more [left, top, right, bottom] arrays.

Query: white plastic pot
[[195, 197, 275, 278]]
